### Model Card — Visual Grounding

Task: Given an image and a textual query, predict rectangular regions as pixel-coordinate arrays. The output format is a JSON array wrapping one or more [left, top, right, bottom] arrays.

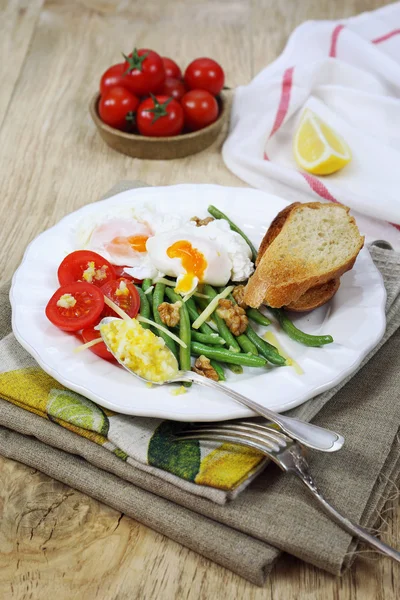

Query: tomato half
[[58, 250, 116, 288], [46, 282, 104, 332], [101, 278, 140, 318], [137, 95, 184, 137], [99, 63, 126, 96], [184, 57, 225, 96], [181, 90, 219, 131], [162, 57, 182, 79], [81, 327, 117, 362], [98, 86, 140, 131], [122, 48, 165, 96]]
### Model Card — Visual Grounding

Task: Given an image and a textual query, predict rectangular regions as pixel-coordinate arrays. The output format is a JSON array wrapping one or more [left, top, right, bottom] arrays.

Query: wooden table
[[0, 0, 398, 598]]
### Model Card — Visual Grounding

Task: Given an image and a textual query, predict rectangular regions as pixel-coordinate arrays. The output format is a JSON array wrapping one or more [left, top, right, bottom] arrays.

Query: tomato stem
[[122, 48, 149, 75], [144, 94, 172, 124]]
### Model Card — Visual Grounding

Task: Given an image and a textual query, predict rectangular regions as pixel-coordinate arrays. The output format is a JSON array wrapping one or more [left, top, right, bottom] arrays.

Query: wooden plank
[[0, 0, 44, 129], [250, 0, 390, 77], [0, 453, 398, 599], [0, 0, 250, 284]]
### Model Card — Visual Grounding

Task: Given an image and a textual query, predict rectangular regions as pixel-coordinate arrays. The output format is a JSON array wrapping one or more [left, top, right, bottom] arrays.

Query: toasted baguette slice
[[285, 279, 340, 312], [256, 202, 340, 311], [244, 202, 364, 308]]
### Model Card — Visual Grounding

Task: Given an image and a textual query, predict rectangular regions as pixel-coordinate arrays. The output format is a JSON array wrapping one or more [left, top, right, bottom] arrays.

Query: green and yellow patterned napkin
[[0, 339, 267, 504]]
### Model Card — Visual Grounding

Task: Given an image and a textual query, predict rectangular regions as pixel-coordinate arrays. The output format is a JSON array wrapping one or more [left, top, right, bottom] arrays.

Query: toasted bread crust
[[285, 279, 340, 312], [244, 202, 364, 309], [256, 202, 300, 267]]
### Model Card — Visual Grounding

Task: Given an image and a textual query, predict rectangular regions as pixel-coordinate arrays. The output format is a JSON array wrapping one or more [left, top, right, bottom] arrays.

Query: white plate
[[10, 184, 386, 421]]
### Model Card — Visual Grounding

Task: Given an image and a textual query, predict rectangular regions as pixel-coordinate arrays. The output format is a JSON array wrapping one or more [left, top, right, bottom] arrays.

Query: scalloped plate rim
[[10, 184, 387, 421]]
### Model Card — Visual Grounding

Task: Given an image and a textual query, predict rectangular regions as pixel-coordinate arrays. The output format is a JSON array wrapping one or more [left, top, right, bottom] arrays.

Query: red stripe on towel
[[329, 24, 345, 57], [300, 172, 340, 203], [269, 67, 294, 138], [372, 29, 400, 44]]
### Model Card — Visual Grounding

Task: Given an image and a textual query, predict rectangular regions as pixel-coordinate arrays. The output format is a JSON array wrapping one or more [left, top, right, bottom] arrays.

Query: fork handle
[[183, 372, 344, 453], [295, 469, 400, 563]]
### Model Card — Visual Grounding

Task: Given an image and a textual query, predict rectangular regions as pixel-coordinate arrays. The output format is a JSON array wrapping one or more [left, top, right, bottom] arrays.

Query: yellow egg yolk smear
[[111, 235, 149, 253], [167, 240, 207, 294]]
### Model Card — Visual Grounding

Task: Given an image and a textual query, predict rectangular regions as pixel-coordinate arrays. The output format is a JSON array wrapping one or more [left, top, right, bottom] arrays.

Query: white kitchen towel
[[223, 2, 400, 249]]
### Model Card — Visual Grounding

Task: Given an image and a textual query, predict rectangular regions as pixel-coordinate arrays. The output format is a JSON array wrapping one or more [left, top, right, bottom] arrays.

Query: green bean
[[164, 288, 191, 372], [225, 363, 243, 375], [164, 287, 181, 304], [134, 285, 151, 328], [191, 342, 267, 367], [185, 297, 215, 336], [236, 332, 258, 355], [246, 326, 286, 366], [191, 331, 226, 345], [210, 360, 226, 381], [152, 283, 178, 357], [207, 205, 257, 262], [271, 308, 334, 347], [142, 278, 154, 308], [246, 307, 271, 327], [201, 285, 241, 353]]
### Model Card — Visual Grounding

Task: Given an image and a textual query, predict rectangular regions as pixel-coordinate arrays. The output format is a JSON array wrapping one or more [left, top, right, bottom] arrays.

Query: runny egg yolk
[[167, 240, 207, 294], [111, 235, 149, 253]]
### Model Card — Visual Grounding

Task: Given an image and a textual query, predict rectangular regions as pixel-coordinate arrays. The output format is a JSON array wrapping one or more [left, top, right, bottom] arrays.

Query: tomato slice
[[58, 250, 116, 288], [46, 282, 105, 332], [81, 326, 118, 363], [113, 266, 143, 283], [101, 278, 140, 319]]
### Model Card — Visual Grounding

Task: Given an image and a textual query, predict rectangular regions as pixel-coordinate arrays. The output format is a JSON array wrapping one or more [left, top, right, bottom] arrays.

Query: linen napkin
[[223, 2, 400, 249], [1, 182, 400, 585]]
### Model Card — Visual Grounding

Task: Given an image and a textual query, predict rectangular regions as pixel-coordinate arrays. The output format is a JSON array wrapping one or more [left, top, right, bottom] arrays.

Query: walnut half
[[217, 298, 248, 336], [192, 355, 219, 381], [232, 285, 247, 309], [190, 216, 215, 227], [158, 301, 181, 327]]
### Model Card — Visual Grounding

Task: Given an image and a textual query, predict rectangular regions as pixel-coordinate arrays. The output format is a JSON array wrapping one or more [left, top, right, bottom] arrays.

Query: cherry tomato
[[159, 77, 187, 101], [113, 266, 143, 283], [99, 63, 126, 96], [181, 90, 219, 131], [58, 250, 116, 288], [184, 58, 225, 96], [162, 57, 182, 79], [98, 86, 139, 131], [46, 282, 104, 332], [101, 278, 140, 319], [122, 48, 165, 96], [137, 95, 184, 137], [81, 327, 117, 362]]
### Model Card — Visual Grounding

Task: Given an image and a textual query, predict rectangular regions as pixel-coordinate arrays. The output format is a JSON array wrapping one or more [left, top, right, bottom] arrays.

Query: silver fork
[[176, 421, 400, 563]]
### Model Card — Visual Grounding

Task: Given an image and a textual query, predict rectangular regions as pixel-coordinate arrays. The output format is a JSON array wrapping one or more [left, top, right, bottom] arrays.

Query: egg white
[[74, 206, 254, 285], [146, 226, 233, 293]]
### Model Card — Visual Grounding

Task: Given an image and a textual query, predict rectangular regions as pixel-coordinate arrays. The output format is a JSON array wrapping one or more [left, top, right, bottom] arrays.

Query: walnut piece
[[158, 302, 181, 327], [217, 298, 248, 336], [232, 285, 247, 309], [192, 355, 219, 381], [190, 216, 215, 227]]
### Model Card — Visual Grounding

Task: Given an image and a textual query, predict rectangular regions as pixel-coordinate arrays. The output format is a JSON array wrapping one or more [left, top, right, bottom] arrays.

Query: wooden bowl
[[89, 93, 228, 160]]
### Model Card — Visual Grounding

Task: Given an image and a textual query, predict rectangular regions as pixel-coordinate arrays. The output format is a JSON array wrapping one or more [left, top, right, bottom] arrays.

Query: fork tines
[[176, 420, 293, 454]]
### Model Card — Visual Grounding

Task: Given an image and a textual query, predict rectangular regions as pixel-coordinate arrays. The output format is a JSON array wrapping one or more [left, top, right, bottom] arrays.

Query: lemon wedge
[[294, 109, 351, 175]]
